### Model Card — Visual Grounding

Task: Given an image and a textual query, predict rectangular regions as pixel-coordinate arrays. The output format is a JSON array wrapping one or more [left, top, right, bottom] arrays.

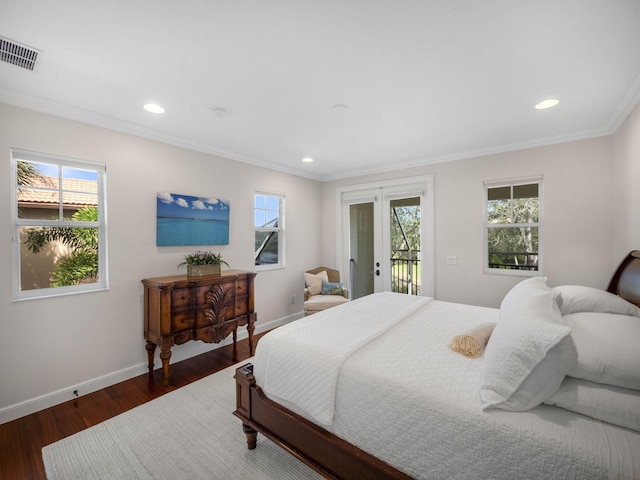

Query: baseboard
[[0, 311, 303, 425], [255, 311, 303, 334], [0, 363, 149, 425]]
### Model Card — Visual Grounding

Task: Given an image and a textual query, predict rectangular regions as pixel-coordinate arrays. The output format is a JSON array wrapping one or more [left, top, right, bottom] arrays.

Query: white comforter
[[253, 292, 430, 425], [254, 295, 640, 479]]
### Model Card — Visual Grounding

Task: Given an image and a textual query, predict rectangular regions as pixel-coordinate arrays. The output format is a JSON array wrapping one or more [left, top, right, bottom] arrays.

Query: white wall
[[2, 101, 637, 423], [322, 136, 616, 308], [0, 103, 323, 422], [612, 102, 640, 262]]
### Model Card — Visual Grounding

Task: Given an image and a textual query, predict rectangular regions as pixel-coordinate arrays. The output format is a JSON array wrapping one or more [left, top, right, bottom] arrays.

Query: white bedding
[[254, 292, 430, 425], [254, 295, 640, 480]]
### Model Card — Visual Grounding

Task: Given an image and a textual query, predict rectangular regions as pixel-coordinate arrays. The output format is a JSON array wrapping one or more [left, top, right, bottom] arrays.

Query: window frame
[[11, 149, 108, 301], [254, 191, 285, 270], [483, 175, 543, 277]]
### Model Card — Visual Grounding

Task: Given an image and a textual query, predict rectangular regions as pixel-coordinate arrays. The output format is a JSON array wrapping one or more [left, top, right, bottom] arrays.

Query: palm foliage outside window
[[13, 150, 107, 300]]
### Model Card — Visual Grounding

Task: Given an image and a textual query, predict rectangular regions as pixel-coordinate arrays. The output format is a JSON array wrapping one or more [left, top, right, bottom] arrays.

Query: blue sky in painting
[[157, 192, 230, 221]]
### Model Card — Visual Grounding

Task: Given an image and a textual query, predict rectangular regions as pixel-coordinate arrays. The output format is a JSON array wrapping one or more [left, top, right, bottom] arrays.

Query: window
[[12, 150, 108, 300], [254, 192, 284, 269], [484, 176, 542, 276]]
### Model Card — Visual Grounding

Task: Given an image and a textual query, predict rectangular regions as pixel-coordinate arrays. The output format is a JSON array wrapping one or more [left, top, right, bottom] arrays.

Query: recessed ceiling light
[[301, 157, 314, 163], [535, 99, 559, 110], [143, 103, 165, 114]]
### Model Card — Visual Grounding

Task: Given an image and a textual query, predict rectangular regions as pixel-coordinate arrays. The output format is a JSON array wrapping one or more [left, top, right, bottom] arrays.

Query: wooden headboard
[[607, 250, 640, 307]]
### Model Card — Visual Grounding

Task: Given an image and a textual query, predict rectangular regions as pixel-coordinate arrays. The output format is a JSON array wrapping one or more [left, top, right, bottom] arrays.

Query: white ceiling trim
[[322, 130, 613, 182], [606, 69, 640, 133], [1, 88, 626, 183], [0, 89, 325, 181]]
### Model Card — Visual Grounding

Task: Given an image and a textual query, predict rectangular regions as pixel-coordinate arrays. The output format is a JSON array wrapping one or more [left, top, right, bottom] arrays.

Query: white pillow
[[304, 271, 328, 296], [544, 377, 640, 432], [500, 276, 563, 322], [564, 312, 640, 390], [553, 285, 640, 317], [481, 277, 578, 411]]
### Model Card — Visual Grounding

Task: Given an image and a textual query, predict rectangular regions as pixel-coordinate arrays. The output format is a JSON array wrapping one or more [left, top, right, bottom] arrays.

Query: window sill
[[13, 283, 109, 302], [255, 264, 285, 272], [483, 268, 541, 278]]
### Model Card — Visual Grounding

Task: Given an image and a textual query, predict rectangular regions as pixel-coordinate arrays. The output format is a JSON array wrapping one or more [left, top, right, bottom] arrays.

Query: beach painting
[[157, 192, 230, 246]]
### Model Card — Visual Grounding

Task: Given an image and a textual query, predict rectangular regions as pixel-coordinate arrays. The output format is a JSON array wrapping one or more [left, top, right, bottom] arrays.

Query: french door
[[337, 176, 434, 300]]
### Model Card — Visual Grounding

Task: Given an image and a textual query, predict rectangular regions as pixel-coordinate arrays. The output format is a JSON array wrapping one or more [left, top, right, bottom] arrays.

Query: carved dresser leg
[[145, 341, 156, 375], [159, 338, 173, 386], [247, 313, 257, 355]]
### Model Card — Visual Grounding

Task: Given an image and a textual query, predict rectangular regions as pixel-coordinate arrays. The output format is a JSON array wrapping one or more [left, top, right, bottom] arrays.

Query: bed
[[234, 251, 640, 479]]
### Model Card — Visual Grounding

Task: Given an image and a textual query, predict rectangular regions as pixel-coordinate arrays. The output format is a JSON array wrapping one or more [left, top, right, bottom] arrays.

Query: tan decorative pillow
[[449, 322, 496, 358], [304, 271, 328, 296]]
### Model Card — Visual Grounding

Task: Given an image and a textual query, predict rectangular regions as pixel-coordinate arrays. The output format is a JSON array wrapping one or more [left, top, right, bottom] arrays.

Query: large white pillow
[[553, 285, 640, 317], [564, 312, 640, 390], [544, 377, 640, 432], [304, 271, 328, 296], [481, 277, 578, 411], [501, 276, 563, 321]]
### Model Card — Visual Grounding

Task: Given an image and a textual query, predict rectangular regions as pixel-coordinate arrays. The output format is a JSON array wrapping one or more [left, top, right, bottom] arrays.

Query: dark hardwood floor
[[0, 334, 263, 480]]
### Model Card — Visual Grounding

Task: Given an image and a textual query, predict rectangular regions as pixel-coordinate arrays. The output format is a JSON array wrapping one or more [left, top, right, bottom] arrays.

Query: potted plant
[[178, 251, 229, 277]]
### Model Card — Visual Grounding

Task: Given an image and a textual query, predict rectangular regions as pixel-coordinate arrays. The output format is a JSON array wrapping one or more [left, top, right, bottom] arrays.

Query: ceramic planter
[[187, 264, 221, 277]]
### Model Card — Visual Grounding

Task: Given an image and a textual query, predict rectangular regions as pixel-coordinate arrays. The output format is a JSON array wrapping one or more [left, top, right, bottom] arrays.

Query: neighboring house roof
[[18, 176, 98, 208]]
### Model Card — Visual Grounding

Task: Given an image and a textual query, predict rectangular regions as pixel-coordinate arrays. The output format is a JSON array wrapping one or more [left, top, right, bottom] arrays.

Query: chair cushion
[[304, 271, 328, 296], [304, 294, 349, 312]]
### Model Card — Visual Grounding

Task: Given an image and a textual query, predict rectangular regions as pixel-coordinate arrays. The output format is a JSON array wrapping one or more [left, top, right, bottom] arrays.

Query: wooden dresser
[[142, 270, 257, 385]]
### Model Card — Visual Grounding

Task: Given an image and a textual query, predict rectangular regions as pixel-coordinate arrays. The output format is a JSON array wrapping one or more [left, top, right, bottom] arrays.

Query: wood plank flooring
[[0, 334, 262, 480]]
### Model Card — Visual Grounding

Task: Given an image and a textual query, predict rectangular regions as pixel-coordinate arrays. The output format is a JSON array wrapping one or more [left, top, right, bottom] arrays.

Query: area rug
[[42, 362, 323, 479]]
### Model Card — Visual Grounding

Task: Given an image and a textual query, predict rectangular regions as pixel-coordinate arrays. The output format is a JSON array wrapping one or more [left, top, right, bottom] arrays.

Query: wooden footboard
[[233, 363, 412, 480]]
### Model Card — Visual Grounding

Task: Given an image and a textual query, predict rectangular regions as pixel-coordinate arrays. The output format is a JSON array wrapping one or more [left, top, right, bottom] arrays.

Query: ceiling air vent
[[0, 37, 41, 71]]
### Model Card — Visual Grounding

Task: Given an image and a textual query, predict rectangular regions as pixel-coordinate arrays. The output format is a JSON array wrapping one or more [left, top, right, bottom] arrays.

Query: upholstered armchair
[[303, 267, 349, 316]]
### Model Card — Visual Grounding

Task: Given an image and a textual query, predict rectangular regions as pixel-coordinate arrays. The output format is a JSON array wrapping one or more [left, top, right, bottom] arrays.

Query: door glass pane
[[349, 203, 374, 300], [390, 197, 421, 295]]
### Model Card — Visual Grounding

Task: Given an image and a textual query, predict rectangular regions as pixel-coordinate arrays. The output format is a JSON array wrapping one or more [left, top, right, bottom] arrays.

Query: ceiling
[[1, 1, 639, 181]]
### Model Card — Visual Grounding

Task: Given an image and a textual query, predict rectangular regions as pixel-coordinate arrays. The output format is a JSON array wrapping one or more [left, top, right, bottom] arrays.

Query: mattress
[[254, 294, 640, 479]]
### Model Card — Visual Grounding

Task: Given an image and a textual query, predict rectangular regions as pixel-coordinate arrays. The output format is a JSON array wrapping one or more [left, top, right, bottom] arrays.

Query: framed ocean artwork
[[157, 192, 230, 246]]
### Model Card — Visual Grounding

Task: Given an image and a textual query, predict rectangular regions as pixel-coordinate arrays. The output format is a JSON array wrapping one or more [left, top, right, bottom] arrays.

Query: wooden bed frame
[[606, 250, 640, 307], [234, 250, 640, 480]]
